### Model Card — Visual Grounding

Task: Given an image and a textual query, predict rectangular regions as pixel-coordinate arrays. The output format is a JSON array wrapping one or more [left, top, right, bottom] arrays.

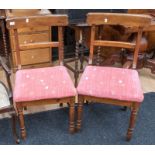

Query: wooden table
[[64, 23, 89, 87], [126, 15, 155, 73]]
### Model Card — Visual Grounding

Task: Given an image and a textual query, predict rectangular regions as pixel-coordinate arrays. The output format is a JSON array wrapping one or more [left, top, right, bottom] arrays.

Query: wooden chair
[[0, 56, 20, 143], [76, 13, 151, 141], [6, 15, 76, 140]]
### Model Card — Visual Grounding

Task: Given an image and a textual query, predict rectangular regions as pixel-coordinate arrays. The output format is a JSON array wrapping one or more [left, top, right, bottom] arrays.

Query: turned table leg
[[17, 106, 26, 140], [69, 100, 75, 133], [80, 28, 85, 71], [74, 41, 80, 87], [126, 103, 139, 141], [1, 20, 9, 63], [76, 96, 84, 131]]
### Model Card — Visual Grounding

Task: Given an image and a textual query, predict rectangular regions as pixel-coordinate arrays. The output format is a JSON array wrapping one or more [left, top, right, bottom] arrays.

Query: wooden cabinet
[[5, 9, 52, 70]]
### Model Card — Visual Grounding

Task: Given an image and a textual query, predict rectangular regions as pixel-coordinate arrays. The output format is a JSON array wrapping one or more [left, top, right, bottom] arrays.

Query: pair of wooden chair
[[5, 13, 151, 142]]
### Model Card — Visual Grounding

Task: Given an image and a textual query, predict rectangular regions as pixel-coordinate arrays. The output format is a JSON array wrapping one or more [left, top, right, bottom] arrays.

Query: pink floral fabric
[[77, 66, 144, 103], [13, 66, 76, 102]]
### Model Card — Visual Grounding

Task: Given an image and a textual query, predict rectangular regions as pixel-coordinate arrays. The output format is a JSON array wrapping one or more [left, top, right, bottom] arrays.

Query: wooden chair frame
[[0, 56, 20, 143], [6, 15, 75, 140], [76, 13, 151, 141]]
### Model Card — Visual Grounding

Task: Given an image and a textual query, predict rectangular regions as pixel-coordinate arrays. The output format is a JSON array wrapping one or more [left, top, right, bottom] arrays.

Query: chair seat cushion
[[77, 66, 144, 102], [13, 66, 76, 102], [0, 83, 10, 108]]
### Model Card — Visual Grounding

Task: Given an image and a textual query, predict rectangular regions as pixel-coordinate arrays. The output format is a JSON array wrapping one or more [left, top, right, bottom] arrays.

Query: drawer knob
[[31, 55, 34, 59]]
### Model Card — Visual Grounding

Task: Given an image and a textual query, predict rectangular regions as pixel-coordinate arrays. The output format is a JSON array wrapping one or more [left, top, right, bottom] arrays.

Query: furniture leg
[[76, 96, 84, 131], [11, 114, 20, 144], [126, 103, 139, 141], [17, 106, 26, 140], [80, 28, 85, 71], [1, 20, 9, 63], [74, 41, 79, 87], [80, 45, 84, 71], [69, 100, 75, 133]]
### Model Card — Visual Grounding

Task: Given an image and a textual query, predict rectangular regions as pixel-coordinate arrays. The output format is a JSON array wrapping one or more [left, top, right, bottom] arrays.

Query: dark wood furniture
[[5, 9, 52, 71], [0, 56, 19, 144], [125, 10, 155, 73], [76, 13, 151, 141], [6, 14, 76, 140], [64, 23, 89, 87], [0, 10, 10, 64]]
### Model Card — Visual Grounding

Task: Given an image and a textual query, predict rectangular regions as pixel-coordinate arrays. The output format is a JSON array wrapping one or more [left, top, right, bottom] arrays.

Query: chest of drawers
[[6, 9, 52, 70]]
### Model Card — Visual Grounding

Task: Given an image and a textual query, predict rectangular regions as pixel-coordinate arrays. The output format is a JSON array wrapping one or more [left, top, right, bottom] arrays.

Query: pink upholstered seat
[[77, 66, 144, 102], [13, 66, 76, 102]]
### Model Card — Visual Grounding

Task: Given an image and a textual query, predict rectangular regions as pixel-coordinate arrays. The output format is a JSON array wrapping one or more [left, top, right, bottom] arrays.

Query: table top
[[5, 9, 51, 19]]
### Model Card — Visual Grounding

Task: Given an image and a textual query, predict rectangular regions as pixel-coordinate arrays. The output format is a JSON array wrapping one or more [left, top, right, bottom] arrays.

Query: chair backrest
[[86, 13, 151, 68], [6, 14, 68, 69]]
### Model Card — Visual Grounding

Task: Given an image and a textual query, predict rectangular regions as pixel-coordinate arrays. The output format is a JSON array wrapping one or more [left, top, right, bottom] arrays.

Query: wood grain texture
[[77, 13, 148, 141], [93, 40, 136, 49], [87, 13, 151, 27], [6, 15, 68, 29]]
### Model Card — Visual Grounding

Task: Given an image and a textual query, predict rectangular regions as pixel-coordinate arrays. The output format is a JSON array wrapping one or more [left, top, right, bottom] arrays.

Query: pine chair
[[76, 13, 151, 141], [6, 15, 76, 140], [0, 56, 20, 143]]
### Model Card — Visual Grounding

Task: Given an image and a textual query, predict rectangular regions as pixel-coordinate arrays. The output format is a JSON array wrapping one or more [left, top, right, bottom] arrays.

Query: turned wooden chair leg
[[17, 106, 26, 140], [11, 114, 20, 144], [69, 100, 75, 133], [126, 103, 139, 141], [76, 96, 84, 131]]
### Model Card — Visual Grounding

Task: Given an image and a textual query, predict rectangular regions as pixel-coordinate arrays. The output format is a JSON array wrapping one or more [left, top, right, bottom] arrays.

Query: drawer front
[[10, 26, 50, 35], [10, 32, 50, 51], [13, 48, 51, 66]]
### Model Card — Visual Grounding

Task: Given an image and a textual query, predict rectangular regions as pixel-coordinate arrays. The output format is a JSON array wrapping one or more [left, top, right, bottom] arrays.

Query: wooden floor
[[0, 60, 155, 118]]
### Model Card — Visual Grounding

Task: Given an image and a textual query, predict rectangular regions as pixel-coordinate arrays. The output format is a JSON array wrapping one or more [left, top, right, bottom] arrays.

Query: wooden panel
[[6, 9, 52, 69], [87, 13, 151, 27], [10, 26, 50, 35], [148, 31, 155, 50], [10, 32, 50, 51], [20, 42, 59, 50], [6, 15, 68, 29], [5, 9, 51, 18], [13, 48, 51, 66], [128, 9, 155, 14]]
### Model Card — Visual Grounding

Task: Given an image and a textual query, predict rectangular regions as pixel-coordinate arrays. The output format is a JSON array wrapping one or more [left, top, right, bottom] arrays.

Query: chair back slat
[[87, 13, 151, 68], [6, 15, 68, 29], [93, 40, 136, 49], [6, 15, 68, 69], [87, 13, 151, 27]]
